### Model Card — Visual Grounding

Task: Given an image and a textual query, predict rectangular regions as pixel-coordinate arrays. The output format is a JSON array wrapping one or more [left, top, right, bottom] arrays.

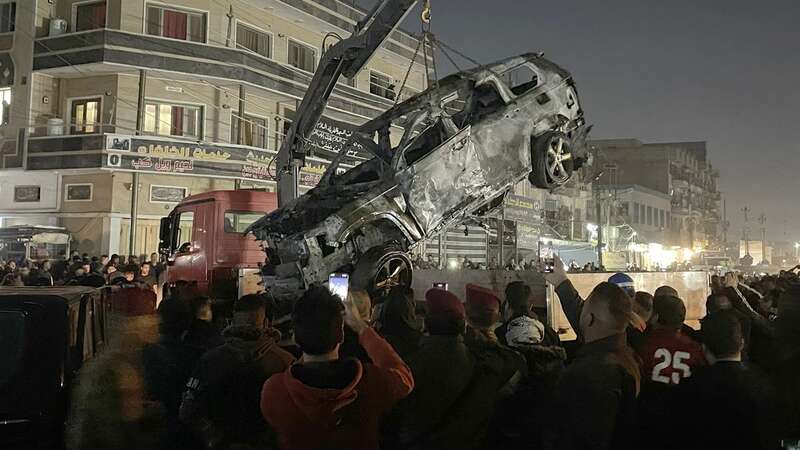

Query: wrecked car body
[[248, 53, 588, 301]]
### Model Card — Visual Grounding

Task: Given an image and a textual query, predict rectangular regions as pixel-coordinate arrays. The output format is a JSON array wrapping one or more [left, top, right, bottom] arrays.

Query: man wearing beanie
[[383, 288, 476, 450], [635, 295, 705, 449], [608, 272, 636, 298]]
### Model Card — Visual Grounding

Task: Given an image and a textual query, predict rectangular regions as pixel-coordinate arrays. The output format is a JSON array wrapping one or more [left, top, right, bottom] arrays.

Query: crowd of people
[[0, 251, 163, 291], [7, 250, 800, 449]]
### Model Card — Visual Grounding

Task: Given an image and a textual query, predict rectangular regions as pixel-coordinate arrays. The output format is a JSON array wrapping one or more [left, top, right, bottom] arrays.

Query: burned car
[[248, 53, 588, 300]]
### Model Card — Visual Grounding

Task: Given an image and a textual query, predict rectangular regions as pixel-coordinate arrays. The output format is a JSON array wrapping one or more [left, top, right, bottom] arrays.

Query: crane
[[275, 0, 420, 206]]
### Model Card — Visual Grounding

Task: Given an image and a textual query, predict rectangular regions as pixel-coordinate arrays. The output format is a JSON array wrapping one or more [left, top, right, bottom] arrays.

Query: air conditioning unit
[[47, 117, 64, 136], [49, 19, 68, 37]]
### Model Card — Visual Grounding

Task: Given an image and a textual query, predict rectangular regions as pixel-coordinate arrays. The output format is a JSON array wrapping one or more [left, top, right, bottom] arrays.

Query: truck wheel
[[352, 244, 413, 297], [529, 131, 574, 189]]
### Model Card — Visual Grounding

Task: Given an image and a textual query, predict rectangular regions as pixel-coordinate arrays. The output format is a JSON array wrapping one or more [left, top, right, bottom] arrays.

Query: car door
[[398, 124, 488, 235]]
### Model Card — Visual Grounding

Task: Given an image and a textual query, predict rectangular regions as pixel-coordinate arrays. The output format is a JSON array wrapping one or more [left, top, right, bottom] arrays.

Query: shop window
[[288, 40, 316, 72], [146, 4, 206, 43], [70, 97, 101, 134], [370, 71, 395, 100], [143, 101, 202, 139], [236, 22, 271, 58], [74, 1, 106, 32], [0, 3, 15, 33]]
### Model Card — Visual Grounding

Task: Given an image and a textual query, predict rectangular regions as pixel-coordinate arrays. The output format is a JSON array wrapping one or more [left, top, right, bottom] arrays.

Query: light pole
[[795, 242, 799, 262]]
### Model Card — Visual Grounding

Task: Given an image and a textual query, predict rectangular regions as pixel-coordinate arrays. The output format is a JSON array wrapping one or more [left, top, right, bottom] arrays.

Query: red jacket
[[637, 328, 705, 385], [261, 327, 414, 450]]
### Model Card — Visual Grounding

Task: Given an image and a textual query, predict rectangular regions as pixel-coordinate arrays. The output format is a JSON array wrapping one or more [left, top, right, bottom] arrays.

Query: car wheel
[[352, 244, 413, 297], [529, 131, 574, 189]]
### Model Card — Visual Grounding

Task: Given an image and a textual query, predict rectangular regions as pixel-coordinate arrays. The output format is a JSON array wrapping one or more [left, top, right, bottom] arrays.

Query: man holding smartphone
[[261, 285, 414, 450]]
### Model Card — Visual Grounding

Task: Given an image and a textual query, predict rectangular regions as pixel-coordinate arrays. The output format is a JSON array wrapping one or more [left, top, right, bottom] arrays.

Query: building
[[0, 0, 429, 256], [590, 139, 722, 251]]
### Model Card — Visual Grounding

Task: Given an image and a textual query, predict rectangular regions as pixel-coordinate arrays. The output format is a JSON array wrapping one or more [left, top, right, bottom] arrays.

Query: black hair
[[235, 294, 267, 314], [701, 311, 743, 358], [188, 296, 211, 317], [293, 284, 345, 355], [654, 285, 679, 298], [505, 281, 532, 314], [157, 297, 192, 336], [424, 315, 465, 336]]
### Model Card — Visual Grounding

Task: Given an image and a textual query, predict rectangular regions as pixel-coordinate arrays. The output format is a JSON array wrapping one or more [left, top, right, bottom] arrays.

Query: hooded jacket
[[378, 291, 423, 360], [260, 327, 414, 450], [179, 325, 295, 449]]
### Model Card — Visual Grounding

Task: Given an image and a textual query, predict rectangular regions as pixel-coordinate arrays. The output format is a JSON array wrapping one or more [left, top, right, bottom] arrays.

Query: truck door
[[169, 203, 210, 291]]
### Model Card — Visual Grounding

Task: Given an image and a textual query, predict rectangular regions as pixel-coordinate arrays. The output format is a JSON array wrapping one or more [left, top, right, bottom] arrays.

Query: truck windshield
[[224, 211, 265, 233], [0, 311, 26, 385]]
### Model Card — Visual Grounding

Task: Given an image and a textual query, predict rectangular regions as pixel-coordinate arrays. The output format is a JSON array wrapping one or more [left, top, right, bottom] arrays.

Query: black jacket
[[676, 361, 778, 450], [378, 291, 423, 360], [179, 325, 295, 449], [551, 279, 638, 450], [383, 334, 476, 450]]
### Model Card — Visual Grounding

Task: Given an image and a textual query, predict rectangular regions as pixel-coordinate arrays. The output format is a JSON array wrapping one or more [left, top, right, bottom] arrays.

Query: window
[[65, 184, 93, 202], [501, 64, 539, 95], [70, 97, 101, 134], [144, 101, 202, 138], [647, 206, 653, 226], [146, 4, 206, 43], [174, 211, 194, 252], [74, 1, 106, 32], [0, 3, 15, 33], [231, 113, 268, 149], [370, 71, 395, 100], [0, 87, 10, 125], [288, 40, 316, 72], [236, 22, 271, 58], [224, 211, 264, 233]]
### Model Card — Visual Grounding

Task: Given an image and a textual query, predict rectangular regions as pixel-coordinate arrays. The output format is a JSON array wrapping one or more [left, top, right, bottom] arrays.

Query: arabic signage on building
[[103, 134, 341, 187], [504, 194, 542, 226]]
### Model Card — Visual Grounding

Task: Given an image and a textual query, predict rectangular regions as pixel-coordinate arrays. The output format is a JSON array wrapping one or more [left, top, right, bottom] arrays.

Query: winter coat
[[180, 325, 295, 449], [378, 291, 423, 360], [383, 334, 476, 450], [676, 361, 778, 450], [261, 327, 414, 450]]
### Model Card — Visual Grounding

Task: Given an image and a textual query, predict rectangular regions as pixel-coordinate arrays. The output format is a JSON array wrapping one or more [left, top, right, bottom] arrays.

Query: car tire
[[352, 244, 413, 297], [529, 131, 574, 189]]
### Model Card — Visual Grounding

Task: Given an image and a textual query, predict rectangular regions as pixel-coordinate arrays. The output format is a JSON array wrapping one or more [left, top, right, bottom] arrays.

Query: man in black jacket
[[179, 294, 295, 450], [546, 256, 640, 450], [677, 311, 777, 450]]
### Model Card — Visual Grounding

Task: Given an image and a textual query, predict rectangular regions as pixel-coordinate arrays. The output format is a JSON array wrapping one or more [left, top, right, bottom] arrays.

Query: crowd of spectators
[[0, 251, 164, 291], [9, 249, 798, 449]]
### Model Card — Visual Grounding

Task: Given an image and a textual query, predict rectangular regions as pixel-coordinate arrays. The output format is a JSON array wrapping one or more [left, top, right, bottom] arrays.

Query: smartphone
[[432, 282, 449, 290], [543, 258, 555, 273], [328, 273, 350, 301]]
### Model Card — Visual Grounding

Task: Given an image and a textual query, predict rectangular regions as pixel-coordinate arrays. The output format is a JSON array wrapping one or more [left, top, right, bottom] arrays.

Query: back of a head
[[706, 294, 731, 315], [701, 311, 743, 359], [465, 284, 501, 331], [654, 285, 679, 298], [234, 293, 268, 326], [653, 295, 686, 330], [158, 297, 193, 336], [505, 281, 532, 315], [381, 286, 417, 333], [633, 291, 654, 319], [608, 272, 635, 298], [424, 288, 465, 336], [293, 285, 345, 355], [589, 282, 633, 332]]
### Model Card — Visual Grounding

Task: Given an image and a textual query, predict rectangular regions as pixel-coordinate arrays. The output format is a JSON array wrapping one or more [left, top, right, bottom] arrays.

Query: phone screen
[[432, 282, 448, 290], [328, 273, 350, 301]]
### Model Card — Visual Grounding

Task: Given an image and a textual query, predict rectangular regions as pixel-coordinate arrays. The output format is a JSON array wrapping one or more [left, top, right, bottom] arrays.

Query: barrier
[[412, 270, 711, 341]]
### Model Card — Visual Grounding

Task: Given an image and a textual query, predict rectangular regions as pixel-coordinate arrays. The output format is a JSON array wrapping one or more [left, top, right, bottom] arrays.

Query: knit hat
[[653, 295, 686, 328], [425, 288, 465, 321], [465, 284, 501, 328], [505, 315, 545, 348], [608, 273, 635, 297]]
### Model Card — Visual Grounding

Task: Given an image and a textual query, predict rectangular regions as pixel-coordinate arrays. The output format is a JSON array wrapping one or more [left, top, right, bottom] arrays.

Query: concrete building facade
[[0, 0, 429, 256]]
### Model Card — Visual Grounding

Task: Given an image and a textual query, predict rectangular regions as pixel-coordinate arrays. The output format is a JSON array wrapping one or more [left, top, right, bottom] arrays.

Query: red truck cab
[[159, 190, 276, 303]]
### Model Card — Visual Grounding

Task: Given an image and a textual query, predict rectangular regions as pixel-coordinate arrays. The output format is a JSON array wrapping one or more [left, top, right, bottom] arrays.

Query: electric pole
[[758, 213, 767, 265]]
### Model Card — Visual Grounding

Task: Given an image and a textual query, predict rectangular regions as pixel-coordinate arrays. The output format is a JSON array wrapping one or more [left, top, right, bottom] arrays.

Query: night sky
[[359, 0, 800, 242]]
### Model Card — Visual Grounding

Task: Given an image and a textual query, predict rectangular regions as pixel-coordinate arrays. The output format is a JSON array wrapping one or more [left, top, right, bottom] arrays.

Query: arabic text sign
[[504, 194, 542, 225]]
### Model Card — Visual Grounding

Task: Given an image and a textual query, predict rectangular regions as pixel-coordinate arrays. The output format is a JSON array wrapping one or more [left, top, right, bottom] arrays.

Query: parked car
[[248, 53, 588, 301], [0, 286, 107, 449]]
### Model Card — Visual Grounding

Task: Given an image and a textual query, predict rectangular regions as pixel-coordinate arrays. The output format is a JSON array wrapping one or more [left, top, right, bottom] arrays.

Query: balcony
[[34, 29, 394, 119]]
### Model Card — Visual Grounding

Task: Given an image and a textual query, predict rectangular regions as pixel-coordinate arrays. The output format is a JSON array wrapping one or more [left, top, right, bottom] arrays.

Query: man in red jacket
[[261, 285, 414, 450]]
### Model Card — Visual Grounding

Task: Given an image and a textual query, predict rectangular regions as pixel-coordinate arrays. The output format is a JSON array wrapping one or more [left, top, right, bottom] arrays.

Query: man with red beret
[[384, 288, 476, 450]]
